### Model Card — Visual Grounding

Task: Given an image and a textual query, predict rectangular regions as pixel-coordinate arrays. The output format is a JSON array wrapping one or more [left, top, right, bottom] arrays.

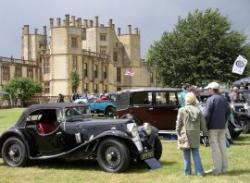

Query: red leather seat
[[37, 122, 57, 134]]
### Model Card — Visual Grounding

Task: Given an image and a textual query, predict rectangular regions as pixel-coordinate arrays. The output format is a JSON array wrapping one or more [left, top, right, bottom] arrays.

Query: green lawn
[[0, 108, 250, 183]]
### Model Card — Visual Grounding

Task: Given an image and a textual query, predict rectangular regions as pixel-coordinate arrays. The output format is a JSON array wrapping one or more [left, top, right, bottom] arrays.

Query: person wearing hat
[[204, 82, 229, 174]]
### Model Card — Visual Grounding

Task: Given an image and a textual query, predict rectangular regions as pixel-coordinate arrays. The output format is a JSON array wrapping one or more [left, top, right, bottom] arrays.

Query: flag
[[232, 55, 248, 75], [124, 68, 135, 76]]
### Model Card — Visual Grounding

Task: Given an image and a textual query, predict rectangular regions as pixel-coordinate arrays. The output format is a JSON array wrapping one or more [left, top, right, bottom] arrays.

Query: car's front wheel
[[1, 137, 28, 167], [239, 119, 250, 134], [97, 138, 130, 172], [105, 106, 115, 118], [154, 137, 162, 160]]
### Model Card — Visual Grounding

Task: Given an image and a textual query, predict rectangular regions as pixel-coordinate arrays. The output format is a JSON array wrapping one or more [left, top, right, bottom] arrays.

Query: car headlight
[[244, 104, 248, 110], [127, 123, 138, 137], [143, 123, 152, 135]]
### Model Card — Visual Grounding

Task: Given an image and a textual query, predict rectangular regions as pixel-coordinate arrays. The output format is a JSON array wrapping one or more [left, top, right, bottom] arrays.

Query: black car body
[[0, 103, 162, 172], [230, 89, 250, 133]]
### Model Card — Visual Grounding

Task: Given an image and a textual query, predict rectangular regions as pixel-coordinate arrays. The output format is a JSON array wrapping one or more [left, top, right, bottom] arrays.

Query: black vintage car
[[0, 103, 162, 172]]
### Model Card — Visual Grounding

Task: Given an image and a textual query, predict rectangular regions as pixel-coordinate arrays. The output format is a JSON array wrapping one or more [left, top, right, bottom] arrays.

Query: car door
[[88, 98, 98, 112], [129, 91, 154, 124], [147, 91, 179, 130], [25, 109, 66, 156]]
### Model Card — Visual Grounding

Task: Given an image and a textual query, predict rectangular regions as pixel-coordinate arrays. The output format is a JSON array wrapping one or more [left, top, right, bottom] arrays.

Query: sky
[[0, 0, 249, 58]]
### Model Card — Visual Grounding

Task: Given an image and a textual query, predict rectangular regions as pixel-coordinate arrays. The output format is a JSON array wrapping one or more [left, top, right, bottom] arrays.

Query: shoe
[[204, 169, 213, 174], [205, 169, 221, 175], [196, 172, 204, 177]]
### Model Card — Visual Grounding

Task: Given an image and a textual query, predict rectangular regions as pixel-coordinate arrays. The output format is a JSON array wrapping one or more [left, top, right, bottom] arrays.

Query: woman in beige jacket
[[176, 92, 208, 176]]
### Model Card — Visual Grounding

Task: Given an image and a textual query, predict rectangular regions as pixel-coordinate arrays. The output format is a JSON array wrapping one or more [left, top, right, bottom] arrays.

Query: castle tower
[[21, 25, 47, 61], [117, 25, 141, 67], [49, 15, 82, 96]]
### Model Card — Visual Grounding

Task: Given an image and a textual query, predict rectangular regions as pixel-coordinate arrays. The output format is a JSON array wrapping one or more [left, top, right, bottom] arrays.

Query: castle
[[0, 15, 155, 98]]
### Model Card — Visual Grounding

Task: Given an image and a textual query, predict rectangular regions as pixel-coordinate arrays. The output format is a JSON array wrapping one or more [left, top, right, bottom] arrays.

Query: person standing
[[57, 93, 64, 103], [176, 92, 208, 176], [178, 83, 191, 107], [229, 86, 240, 103], [204, 82, 229, 174]]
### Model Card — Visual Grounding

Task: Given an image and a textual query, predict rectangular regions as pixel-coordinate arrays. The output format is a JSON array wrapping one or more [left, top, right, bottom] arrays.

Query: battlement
[[22, 15, 140, 37], [0, 56, 37, 66], [47, 14, 139, 36], [22, 25, 47, 36], [117, 25, 140, 36]]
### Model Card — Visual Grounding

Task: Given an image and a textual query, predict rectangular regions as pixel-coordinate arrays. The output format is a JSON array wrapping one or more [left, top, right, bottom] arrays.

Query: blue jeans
[[183, 148, 204, 175]]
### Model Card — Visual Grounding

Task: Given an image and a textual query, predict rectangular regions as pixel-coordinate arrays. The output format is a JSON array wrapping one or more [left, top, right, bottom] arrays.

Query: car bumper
[[131, 131, 157, 159]]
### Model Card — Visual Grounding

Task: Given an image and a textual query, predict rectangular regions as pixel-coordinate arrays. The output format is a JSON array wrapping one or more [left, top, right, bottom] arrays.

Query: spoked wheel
[[105, 107, 115, 118], [97, 139, 130, 172], [1, 137, 28, 167]]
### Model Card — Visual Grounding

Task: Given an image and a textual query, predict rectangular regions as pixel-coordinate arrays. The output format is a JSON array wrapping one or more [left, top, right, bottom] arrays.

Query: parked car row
[[1, 87, 248, 172], [76, 87, 248, 138]]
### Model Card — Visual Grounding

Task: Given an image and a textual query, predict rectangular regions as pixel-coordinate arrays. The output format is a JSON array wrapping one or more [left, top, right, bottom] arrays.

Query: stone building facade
[[0, 15, 156, 97], [0, 57, 39, 87]]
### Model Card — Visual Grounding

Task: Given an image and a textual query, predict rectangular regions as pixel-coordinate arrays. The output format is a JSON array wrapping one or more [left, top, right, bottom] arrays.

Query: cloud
[[0, 0, 249, 57]]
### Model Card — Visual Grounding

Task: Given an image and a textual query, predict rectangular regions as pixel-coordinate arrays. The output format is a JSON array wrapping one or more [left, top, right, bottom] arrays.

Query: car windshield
[[64, 106, 91, 122]]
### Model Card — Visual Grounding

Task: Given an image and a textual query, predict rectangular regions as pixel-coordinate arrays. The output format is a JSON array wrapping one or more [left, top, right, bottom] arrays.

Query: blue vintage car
[[88, 97, 116, 117], [74, 96, 116, 117]]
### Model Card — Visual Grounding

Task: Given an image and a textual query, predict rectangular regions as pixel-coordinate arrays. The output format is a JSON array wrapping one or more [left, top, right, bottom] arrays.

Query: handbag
[[177, 133, 190, 150], [177, 108, 190, 150]]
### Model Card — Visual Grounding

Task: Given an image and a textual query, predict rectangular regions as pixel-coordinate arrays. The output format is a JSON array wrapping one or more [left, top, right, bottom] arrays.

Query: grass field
[[0, 108, 250, 183]]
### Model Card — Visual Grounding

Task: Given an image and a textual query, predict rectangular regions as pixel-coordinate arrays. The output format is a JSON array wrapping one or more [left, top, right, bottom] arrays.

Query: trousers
[[208, 129, 228, 173]]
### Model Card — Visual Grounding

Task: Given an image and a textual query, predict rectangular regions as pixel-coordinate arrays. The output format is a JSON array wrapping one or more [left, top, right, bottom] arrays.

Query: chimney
[[34, 28, 38, 34], [95, 16, 99, 27], [135, 28, 139, 35], [89, 20, 93, 27], [57, 18, 61, 26], [112, 24, 115, 30], [65, 14, 70, 26], [128, 25, 132, 34], [109, 19, 112, 27], [43, 26, 47, 35], [117, 27, 121, 36], [49, 18, 54, 27], [71, 16, 76, 26], [76, 18, 82, 27], [84, 19, 88, 27], [23, 25, 29, 34]]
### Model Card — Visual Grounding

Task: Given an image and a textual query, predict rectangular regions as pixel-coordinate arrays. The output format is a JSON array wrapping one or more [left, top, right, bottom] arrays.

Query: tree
[[70, 70, 80, 93], [4, 77, 42, 107], [146, 9, 250, 87]]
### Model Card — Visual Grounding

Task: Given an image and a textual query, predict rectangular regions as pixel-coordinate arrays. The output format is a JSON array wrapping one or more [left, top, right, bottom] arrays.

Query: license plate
[[140, 151, 154, 160]]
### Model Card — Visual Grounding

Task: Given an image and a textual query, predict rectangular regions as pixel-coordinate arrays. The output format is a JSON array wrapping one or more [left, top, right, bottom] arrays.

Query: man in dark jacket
[[204, 82, 229, 174]]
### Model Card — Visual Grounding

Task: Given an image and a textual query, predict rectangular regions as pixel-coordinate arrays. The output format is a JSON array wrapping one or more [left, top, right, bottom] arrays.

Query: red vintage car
[[116, 88, 182, 133]]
